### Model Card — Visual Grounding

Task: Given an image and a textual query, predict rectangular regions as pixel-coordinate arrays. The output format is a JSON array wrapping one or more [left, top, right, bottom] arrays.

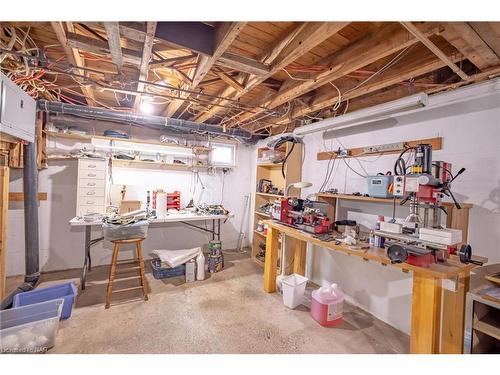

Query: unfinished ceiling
[[1, 21, 500, 135]]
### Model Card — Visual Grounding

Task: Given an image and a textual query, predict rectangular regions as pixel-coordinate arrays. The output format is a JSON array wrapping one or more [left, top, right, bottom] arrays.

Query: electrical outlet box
[[338, 149, 349, 157], [363, 142, 405, 154], [0, 72, 36, 142]]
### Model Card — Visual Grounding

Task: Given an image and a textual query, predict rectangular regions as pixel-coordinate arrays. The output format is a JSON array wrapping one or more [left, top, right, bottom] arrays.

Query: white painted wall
[[297, 80, 500, 334], [6, 135, 254, 276], [248, 80, 500, 334]]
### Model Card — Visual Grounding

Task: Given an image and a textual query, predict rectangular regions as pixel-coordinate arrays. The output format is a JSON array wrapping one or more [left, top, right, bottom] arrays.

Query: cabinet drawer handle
[[87, 173, 96, 177], [87, 191, 96, 195], [87, 182, 96, 187], [88, 164, 96, 168], [86, 201, 95, 204]]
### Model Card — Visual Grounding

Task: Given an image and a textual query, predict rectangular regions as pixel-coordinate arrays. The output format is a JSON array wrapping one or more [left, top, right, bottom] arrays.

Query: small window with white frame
[[210, 142, 237, 168]]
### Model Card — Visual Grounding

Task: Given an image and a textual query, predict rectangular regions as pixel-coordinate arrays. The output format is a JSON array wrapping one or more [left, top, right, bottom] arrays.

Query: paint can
[[208, 253, 224, 273], [208, 240, 222, 255]]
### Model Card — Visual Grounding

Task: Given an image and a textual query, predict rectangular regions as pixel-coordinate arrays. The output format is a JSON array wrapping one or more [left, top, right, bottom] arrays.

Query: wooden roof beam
[[50, 22, 95, 105], [133, 22, 157, 111], [440, 22, 499, 70], [401, 22, 470, 80], [217, 52, 270, 75], [66, 32, 142, 65], [193, 22, 349, 123], [214, 68, 245, 92], [270, 50, 461, 128], [104, 22, 124, 72], [232, 22, 442, 127], [162, 22, 245, 117], [469, 22, 500, 58]]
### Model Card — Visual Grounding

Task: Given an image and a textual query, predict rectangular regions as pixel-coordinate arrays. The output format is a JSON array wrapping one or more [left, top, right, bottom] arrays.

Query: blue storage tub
[[151, 259, 185, 279], [13, 283, 77, 320]]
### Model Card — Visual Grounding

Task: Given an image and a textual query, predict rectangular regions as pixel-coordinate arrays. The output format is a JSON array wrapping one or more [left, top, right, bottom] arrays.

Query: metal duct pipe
[[23, 140, 40, 282], [37, 100, 259, 143], [0, 139, 40, 310]]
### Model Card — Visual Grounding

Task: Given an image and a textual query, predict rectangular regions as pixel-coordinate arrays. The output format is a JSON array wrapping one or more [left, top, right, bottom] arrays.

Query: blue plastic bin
[[151, 259, 185, 279], [13, 283, 77, 320]]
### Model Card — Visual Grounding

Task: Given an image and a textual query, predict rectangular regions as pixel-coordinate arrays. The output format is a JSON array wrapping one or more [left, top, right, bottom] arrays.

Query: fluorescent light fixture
[[91, 138, 194, 157], [293, 93, 428, 136]]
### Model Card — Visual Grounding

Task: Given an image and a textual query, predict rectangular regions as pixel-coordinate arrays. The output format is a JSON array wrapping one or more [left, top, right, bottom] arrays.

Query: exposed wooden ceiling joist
[[270, 50, 460, 128], [217, 52, 270, 75], [214, 68, 245, 92], [66, 31, 142, 65], [469, 22, 500, 58], [50, 22, 95, 105], [103, 22, 124, 72], [193, 22, 350, 123], [133, 22, 157, 110], [231, 22, 442, 127], [440, 22, 499, 69]]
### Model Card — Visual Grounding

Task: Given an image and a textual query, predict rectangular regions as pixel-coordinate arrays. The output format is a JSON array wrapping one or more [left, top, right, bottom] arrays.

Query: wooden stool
[[105, 238, 149, 309]]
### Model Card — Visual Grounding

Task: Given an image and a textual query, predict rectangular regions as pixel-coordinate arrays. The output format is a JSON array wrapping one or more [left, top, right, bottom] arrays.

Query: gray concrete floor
[[5, 252, 409, 354]]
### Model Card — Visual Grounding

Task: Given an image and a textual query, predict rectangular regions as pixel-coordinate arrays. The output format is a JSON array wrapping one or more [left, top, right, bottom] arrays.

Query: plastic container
[[310, 284, 344, 327], [102, 220, 149, 241], [0, 298, 64, 353], [13, 282, 77, 320], [151, 259, 185, 279], [281, 274, 308, 309]]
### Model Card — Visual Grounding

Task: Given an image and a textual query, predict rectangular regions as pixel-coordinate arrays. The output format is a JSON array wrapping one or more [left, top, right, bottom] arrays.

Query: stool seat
[[112, 238, 145, 244], [105, 237, 149, 309]]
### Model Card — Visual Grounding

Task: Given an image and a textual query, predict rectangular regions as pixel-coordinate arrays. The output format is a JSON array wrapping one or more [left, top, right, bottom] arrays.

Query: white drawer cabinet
[[76, 158, 108, 216]]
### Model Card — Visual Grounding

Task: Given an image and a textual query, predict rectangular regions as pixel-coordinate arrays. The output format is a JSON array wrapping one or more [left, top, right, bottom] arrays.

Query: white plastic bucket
[[281, 274, 308, 309]]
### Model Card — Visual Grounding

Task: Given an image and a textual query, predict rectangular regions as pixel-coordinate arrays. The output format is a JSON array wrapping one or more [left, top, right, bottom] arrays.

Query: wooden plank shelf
[[44, 131, 211, 153], [473, 313, 500, 340], [256, 192, 283, 199], [256, 162, 282, 168], [316, 192, 473, 209], [9, 192, 47, 201], [255, 211, 271, 218], [254, 230, 267, 238]]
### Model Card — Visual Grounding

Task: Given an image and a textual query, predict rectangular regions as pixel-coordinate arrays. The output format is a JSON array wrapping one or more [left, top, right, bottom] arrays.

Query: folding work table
[[69, 213, 233, 290], [262, 219, 485, 354]]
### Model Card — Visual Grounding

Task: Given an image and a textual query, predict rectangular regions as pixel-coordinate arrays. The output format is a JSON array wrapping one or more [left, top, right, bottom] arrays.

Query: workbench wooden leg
[[263, 227, 279, 293], [410, 272, 442, 354], [292, 239, 307, 276], [0, 166, 9, 300], [440, 272, 470, 353]]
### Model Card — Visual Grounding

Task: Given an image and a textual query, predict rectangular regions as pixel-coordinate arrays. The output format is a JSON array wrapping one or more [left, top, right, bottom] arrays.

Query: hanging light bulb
[[140, 96, 155, 114]]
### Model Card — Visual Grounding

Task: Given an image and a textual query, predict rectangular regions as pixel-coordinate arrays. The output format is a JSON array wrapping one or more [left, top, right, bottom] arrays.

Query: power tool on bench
[[271, 197, 331, 234], [377, 143, 483, 268]]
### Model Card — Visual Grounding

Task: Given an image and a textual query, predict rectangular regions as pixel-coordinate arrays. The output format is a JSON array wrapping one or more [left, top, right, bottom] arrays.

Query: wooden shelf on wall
[[254, 210, 271, 218], [252, 143, 302, 269], [44, 131, 211, 153], [256, 192, 284, 199], [47, 155, 211, 171], [111, 159, 211, 170]]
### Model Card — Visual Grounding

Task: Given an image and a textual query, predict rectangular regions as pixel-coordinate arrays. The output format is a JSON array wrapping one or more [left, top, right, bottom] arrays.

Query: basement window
[[210, 143, 236, 168]]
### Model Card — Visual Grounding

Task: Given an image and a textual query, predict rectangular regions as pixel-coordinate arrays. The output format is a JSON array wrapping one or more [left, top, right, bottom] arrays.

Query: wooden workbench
[[262, 219, 480, 354]]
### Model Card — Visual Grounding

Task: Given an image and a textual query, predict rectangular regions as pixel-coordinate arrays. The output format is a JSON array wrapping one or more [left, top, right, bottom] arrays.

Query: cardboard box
[[119, 200, 142, 214]]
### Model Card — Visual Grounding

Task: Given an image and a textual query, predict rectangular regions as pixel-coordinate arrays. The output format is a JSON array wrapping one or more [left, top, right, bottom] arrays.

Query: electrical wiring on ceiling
[[294, 44, 414, 125]]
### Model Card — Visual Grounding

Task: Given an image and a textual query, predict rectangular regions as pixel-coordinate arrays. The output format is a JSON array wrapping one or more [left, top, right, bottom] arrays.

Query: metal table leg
[[81, 226, 91, 290]]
